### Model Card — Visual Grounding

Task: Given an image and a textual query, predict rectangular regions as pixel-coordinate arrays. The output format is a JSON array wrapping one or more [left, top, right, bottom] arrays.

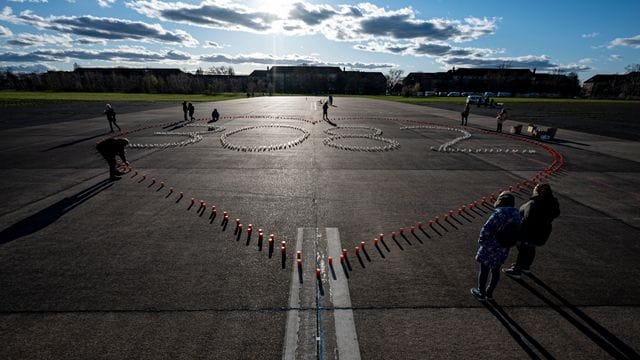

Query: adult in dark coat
[[504, 183, 560, 278], [182, 101, 188, 121], [96, 137, 130, 180], [188, 102, 195, 120], [209, 108, 219, 122], [461, 102, 470, 126]]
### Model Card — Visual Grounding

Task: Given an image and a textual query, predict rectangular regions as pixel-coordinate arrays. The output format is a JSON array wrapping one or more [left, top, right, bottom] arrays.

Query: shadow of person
[[42, 132, 111, 152], [512, 275, 636, 359], [481, 300, 552, 359], [0, 179, 114, 245], [525, 273, 639, 359]]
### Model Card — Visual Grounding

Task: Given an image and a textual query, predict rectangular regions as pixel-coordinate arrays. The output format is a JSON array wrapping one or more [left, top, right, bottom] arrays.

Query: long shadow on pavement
[[42, 132, 111, 152], [0, 179, 114, 245], [482, 300, 555, 359], [524, 273, 639, 359], [511, 275, 638, 359]]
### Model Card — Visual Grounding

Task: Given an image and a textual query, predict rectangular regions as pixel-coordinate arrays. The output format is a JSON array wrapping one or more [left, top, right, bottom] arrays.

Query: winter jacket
[[476, 207, 522, 268], [519, 194, 560, 246], [96, 138, 128, 162]]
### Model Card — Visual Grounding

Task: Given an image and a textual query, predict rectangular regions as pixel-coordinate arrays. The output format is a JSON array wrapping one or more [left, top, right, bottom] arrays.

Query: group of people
[[181, 101, 220, 123], [461, 101, 508, 132], [471, 183, 560, 301], [182, 101, 195, 121]]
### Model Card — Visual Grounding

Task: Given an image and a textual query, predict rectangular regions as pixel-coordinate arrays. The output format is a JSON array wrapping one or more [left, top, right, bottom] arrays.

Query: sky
[[0, 0, 639, 81]]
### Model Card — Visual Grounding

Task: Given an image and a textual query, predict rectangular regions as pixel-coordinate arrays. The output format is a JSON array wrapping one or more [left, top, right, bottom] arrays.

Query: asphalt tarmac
[[1, 96, 639, 359]]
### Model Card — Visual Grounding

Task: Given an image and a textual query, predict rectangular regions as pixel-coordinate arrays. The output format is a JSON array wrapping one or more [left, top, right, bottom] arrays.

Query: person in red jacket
[[503, 183, 560, 278], [96, 137, 130, 180]]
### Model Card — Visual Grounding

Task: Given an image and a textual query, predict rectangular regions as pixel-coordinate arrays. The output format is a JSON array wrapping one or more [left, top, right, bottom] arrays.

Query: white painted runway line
[[326, 227, 361, 360], [283, 228, 361, 359]]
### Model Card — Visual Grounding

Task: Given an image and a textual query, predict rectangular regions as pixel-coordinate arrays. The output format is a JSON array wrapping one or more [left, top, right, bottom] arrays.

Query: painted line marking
[[283, 228, 320, 359], [326, 227, 362, 360], [282, 228, 304, 360]]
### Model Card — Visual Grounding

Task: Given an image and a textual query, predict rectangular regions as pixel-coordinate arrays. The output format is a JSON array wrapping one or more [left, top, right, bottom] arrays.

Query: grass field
[[0, 91, 246, 106], [362, 95, 639, 105]]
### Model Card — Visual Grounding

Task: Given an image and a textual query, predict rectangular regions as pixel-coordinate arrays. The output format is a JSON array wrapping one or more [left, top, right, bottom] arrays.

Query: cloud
[[200, 52, 321, 66], [0, 63, 51, 73], [326, 60, 394, 70], [199, 51, 394, 70], [5, 33, 73, 47], [203, 40, 222, 48], [288, 2, 337, 25], [0, 6, 197, 46], [359, 14, 458, 41], [126, 1, 497, 44], [438, 54, 591, 72], [127, 0, 278, 32], [581, 32, 599, 38], [0, 25, 12, 36], [0, 46, 393, 70], [8, 0, 48, 3], [98, 0, 117, 8], [354, 40, 493, 59], [76, 37, 108, 46], [0, 47, 193, 63], [609, 54, 622, 61], [608, 34, 640, 48]]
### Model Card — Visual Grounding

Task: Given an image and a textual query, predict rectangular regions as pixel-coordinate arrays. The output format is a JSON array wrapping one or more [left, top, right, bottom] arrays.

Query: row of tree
[[0, 66, 242, 94]]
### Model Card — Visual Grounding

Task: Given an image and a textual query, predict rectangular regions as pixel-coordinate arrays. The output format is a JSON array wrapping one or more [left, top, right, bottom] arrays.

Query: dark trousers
[[477, 264, 501, 296], [497, 122, 503, 132], [102, 155, 118, 176], [514, 243, 536, 270], [108, 117, 121, 132]]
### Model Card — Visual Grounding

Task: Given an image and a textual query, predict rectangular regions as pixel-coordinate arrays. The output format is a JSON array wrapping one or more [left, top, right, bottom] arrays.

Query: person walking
[[471, 191, 522, 301], [496, 107, 507, 132], [182, 101, 188, 121], [461, 102, 470, 126], [104, 104, 121, 132], [503, 183, 560, 279], [96, 137, 130, 180], [188, 102, 195, 121]]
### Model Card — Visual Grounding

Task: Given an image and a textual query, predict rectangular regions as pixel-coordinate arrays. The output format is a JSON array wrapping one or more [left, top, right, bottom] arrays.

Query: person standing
[[96, 137, 130, 180], [503, 183, 560, 279], [496, 107, 507, 132], [461, 102, 470, 126], [188, 102, 195, 121], [471, 191, 521, 301], [182, 101, 188, 121], [104, 104, 121, 132], [322, 101, 329, 120]]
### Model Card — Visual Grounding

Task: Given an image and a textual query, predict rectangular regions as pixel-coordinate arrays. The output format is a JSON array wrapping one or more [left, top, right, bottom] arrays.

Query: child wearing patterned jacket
[[471, 191, 522, 301]]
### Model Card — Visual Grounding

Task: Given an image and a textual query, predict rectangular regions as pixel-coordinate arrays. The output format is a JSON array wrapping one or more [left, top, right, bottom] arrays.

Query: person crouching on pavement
[[96, 137, 130, 180], [471, 191, 521, 301]]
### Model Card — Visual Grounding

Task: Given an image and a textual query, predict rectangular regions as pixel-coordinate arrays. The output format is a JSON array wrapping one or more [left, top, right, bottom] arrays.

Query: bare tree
[[385, 69, 404, 94], [207, 65, 235, 75], [625, 63, 640, 73]]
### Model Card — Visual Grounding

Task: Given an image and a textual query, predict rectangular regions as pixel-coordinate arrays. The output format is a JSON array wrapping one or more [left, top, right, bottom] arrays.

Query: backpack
[[495, 220, 521, 248]]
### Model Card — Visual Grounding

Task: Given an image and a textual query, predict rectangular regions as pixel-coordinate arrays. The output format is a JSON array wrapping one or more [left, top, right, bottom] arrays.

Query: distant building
[[248, 66, 386, 95], [404, 68, 580, 97], [582, 72, 640, 98]]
